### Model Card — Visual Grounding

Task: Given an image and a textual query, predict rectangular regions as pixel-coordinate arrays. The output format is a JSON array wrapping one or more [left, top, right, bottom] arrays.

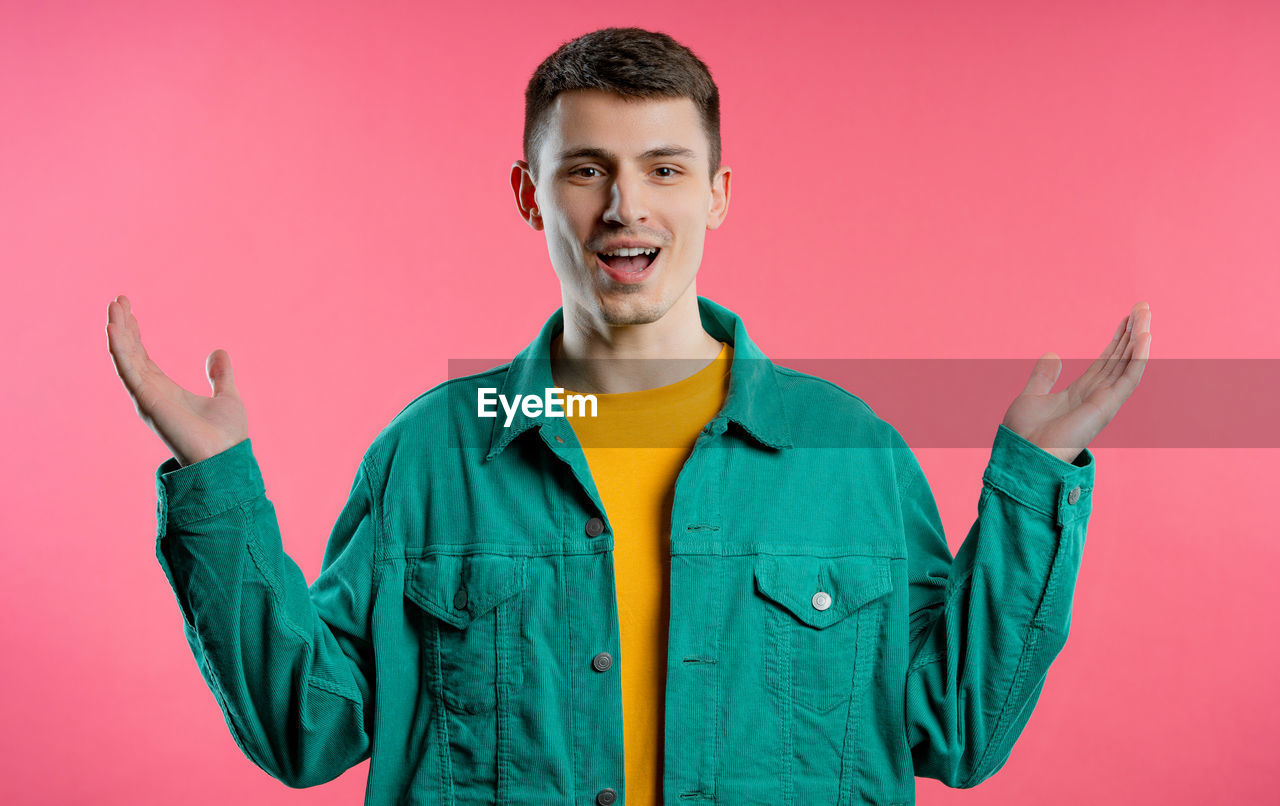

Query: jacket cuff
[[155, 438, 264, 531], [981, 424, 1095, 527]]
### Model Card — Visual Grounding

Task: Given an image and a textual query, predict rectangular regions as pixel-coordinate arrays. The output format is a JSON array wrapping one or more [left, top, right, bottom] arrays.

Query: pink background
[[3, 0, 1277, 802]]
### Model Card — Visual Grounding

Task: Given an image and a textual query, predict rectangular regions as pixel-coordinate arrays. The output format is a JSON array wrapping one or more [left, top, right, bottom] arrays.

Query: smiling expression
[[512, 89, 731, 328]]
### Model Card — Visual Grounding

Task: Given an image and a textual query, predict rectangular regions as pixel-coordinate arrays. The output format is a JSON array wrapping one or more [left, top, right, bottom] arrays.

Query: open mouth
[[597, 248, 660, 273]]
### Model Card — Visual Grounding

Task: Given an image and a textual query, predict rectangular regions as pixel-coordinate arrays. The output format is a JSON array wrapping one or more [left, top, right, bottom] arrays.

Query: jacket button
[[585, 517, 605, 537], [453, 588, 468, 610], [1068, 485, 1081, 505], [596, 788, 618, 805], [592, 652, 613, 672], [812, 591, 832, 611]]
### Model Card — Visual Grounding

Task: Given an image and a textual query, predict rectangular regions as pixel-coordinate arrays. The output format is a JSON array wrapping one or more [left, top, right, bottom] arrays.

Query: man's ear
[[706, 165, 731, 231], [511, 161, 542, 230]]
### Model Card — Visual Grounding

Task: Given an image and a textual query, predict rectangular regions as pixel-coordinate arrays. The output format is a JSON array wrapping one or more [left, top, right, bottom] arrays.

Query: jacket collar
[[484, 296, 793, 461]]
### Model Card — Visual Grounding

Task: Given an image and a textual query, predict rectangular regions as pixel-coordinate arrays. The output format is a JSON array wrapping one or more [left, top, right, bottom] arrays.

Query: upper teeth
[[602, 247, 657, 257]]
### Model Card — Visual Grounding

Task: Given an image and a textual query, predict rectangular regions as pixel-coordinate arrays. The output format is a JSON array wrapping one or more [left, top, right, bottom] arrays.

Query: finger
[[107, 299, 137, 373], [1103, 308, 1136, 382], [1116, 331, 1151, 395], [1134, 301, 1151, 339], [1108, 302, 1152, 387], [1080, 314, 1130, 386], [1114, 313, 1131, 354], [107, 318, 144, 397], [206, 349, 239, 398], [107, 297, 158, 397], [1020, 352, 1061, 396], [1121, 304, 1152, 363], [1118, 305, 1147, 362], [1109, 315, 1126, 345], [125, 298, 154, 363]]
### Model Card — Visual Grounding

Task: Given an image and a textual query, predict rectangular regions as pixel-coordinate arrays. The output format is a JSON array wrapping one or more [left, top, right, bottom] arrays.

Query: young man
[[107, 27, 1151, 805]]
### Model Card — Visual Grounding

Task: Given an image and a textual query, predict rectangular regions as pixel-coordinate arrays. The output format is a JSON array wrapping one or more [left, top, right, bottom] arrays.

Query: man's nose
[[603, 169, 650, 225]]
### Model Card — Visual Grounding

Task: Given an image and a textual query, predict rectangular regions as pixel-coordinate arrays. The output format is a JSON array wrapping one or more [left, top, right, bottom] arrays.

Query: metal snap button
[[596, 788, 618, 805], [1068, 485, 1081, 505], [812, 591, 832, 611], [585, 517, 605, 537], [453, 588, 468, 610], [592, 652, 613, 672]]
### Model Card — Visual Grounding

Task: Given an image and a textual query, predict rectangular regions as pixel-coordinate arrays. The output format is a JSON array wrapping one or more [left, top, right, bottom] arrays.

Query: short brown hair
[[523, 27, 722, 184]]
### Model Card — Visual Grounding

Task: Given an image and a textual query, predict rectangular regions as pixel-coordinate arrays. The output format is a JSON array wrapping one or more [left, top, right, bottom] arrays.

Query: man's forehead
[[543, 91, 705, 164]]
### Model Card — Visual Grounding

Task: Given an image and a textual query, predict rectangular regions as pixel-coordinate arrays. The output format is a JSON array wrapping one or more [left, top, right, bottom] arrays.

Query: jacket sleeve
[[153, 437, 379, 788], [897, 423, 1095, 788]]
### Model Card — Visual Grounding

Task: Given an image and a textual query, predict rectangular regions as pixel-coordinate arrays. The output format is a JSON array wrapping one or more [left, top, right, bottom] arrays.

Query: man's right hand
[[106, 294, 250, 468]]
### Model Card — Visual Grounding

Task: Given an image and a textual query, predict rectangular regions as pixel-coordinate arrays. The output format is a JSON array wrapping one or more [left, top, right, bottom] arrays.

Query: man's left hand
[[1002, 301, 1152, 464]]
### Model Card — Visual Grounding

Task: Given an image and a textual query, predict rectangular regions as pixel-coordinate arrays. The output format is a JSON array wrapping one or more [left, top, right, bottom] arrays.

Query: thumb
[[1020, 352, 1061, 396], [206, 349, 239, 398]]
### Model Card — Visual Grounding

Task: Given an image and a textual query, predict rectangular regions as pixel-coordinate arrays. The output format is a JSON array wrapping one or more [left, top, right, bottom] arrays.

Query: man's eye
[[655, 167, 680, 178], [571, 167, 601, 178]]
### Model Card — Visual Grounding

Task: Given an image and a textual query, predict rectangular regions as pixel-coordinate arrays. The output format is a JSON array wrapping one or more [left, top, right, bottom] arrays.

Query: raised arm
[[899, 423, 1094, 787], [107, 295, 377, 786], [901, 301, 1149, 786]]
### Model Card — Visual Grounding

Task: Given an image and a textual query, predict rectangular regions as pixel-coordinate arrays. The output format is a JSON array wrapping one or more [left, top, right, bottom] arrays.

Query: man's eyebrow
[[556, 145, 698, 163]]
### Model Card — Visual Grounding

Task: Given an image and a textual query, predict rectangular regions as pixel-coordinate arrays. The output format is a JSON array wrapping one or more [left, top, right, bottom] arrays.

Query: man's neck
[[551, 293, 725, 394]]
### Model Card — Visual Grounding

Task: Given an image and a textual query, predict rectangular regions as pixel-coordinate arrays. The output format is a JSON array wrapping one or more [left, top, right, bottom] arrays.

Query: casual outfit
[[154, 296, 1095, 805]]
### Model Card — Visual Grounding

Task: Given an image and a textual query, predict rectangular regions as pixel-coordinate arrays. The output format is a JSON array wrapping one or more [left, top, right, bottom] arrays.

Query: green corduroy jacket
[[154, 296, 1096, 805]]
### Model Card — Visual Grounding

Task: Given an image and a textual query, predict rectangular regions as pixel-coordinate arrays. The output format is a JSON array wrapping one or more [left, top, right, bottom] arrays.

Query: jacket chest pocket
[[754, 553, 893, 713], [404, 553, 528, 715]]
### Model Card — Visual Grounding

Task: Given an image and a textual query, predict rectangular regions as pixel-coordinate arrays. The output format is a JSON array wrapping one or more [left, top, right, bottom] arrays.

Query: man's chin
[[596, 296, 668, 327]]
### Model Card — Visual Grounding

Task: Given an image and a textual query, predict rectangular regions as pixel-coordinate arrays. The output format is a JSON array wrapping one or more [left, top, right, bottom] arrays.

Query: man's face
[[511, 89, 730, 328]]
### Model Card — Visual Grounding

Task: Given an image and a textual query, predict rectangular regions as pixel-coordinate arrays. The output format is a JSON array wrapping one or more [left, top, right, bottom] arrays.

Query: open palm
[[1002, 302, 1152, 465], [106, 295, 249, 467]]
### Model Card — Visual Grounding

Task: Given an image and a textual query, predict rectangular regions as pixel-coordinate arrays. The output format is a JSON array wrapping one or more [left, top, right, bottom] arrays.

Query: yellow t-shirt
[[565, 341, 732, 805]]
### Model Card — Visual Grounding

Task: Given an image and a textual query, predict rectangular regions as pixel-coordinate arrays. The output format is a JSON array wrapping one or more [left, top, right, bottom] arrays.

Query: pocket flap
[[405, 554, 527, 630], [754, 554, 892, 629]]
